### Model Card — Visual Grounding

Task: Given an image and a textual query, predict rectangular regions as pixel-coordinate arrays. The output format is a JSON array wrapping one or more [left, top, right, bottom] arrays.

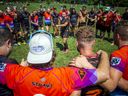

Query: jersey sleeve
[[110, 53, 125, 72], [0, 64, 19, 88], [71, 68, 97, 90], [0, 64, 32, 89]]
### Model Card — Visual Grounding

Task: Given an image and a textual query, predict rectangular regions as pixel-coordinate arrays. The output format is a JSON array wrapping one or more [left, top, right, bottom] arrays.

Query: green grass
[[0, 2, 118, 67]]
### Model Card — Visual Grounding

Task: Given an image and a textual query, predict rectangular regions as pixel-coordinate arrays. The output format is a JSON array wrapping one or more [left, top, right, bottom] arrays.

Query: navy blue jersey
[[60, 17, 69, 31], [37, 11, 43, 23], [20, 11, 30, 24], [14, 17, 20, 29], [70, 13, 78, 25], [51, 12, 59, 24], [88, 12, 96, 19]]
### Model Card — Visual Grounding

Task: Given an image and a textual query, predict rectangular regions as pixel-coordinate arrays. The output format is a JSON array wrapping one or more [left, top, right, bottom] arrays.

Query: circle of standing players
[[0, 4, 124, 50]]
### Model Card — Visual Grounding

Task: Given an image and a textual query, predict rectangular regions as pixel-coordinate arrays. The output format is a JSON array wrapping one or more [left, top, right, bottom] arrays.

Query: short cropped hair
[[76, 26, 95, 43], [0, 29, 13, 47], [115, 20, 128, 41]]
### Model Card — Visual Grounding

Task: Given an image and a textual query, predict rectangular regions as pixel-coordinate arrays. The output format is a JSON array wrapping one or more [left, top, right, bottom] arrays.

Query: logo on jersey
[[78, 69, 86, 80], [41, 77, 46, 82], [111, 57, 121, 66], [34, 94, 45, 96], [0, 63, 6, 72]]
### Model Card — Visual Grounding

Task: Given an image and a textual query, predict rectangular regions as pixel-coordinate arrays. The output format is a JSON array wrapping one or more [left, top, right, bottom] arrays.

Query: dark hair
[[115, 20, 128, 41], [0, 29, 13, 47], [76, 26, 95, 42]]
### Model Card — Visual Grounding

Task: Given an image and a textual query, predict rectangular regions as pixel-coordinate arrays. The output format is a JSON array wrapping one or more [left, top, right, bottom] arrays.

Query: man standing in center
[[56, 12, 70, 53]]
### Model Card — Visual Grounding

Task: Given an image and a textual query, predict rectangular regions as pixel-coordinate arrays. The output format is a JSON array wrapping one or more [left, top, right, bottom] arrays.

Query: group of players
[[0, 4, 123, 52]]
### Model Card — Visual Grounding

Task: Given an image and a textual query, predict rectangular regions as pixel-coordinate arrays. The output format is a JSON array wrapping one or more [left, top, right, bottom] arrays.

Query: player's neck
[[0, 47, 8, 56], [119, 41, 128, 48], [31, 63, 53, 70], [80, 46, 96, 57]]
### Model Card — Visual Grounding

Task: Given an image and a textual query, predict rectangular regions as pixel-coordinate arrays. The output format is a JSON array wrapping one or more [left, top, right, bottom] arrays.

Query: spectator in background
[[56, 12, 70, 53], [31, 10, 39, 31], [59, 5, 69, 17], [101, 7, 114, 40], [69, 7, 79, 36], [111, 10, 121, 45], [0, 29, 18, 96], [37, 8, 44, 30], [122, 8, 128, 20], [0, 30, 110, 96], [95, 8, 104, 38], [44, 8, 52, 32], [20, 7, 30, 43], [87, 8, 97, 26], [0, 10, 8, 29], [51, 8, 59, 37], [78, 6, 88, 27]]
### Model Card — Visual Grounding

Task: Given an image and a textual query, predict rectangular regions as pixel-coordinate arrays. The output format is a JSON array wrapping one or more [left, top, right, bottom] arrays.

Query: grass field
[[0, 2, 119, 67]]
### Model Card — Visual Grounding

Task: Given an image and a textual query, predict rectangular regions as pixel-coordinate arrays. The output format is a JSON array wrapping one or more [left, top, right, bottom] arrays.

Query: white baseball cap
[[27, 32, 53, 64]]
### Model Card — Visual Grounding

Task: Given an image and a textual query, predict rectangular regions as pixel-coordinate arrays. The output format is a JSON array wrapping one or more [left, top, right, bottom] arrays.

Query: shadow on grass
[[56, 42, 63, 51]]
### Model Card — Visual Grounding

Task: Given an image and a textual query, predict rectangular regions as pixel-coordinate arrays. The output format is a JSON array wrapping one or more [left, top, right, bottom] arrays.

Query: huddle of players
[[0, 5, 122, 44]]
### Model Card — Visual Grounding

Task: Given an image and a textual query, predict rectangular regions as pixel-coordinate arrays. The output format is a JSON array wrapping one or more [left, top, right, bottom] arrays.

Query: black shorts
[[53, 20, 59, 25], [21, 23, 30, 32], [32, 25, 39, 31], [96, 22, 102, 30], [103, 25, 111, 33], [87, 20, 95, 26], [79, 22, 86, 27], [14, 26, 20, 33], [60, 29, 69, 38], [71, 22, 77, 27], [39, 22, 43, 27]]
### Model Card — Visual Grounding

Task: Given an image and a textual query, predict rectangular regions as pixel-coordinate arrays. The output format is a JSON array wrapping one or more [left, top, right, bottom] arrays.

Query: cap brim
[[27, 51, 53, 64]]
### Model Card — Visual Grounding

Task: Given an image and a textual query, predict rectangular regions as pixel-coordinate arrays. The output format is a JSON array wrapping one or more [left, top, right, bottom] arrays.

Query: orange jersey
[[0, 64, 97, 96], [110, 45, 128, 80], [44, 12, 51, 20]]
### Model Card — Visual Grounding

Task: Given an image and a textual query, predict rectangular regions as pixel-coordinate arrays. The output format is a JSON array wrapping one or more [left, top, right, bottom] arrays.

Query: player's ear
[[76, 41, 78, 46], [5, 39, 12, 48]]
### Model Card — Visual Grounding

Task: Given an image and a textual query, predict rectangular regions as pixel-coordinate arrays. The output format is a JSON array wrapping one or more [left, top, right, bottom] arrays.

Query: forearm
[[118, 78, 128, 92], [96, 51, 110, 83], [100, 78, 116, 92], [100, 67, 122, 92], [70, 90, 81, 96], [6, 24, 12, 32], [57, 23, 67, 27]]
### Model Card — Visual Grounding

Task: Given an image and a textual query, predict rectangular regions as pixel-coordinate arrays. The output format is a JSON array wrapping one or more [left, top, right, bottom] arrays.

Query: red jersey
[[97, 12, 104, 25], [4, 14, 14, 28], [110, 45, 128, 80], [114, 14, 121, 24], [31, 15, 38, 23], [0, 64, 97, 96], [0, 14, 6, 28], [104, 11, 114, 27]]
